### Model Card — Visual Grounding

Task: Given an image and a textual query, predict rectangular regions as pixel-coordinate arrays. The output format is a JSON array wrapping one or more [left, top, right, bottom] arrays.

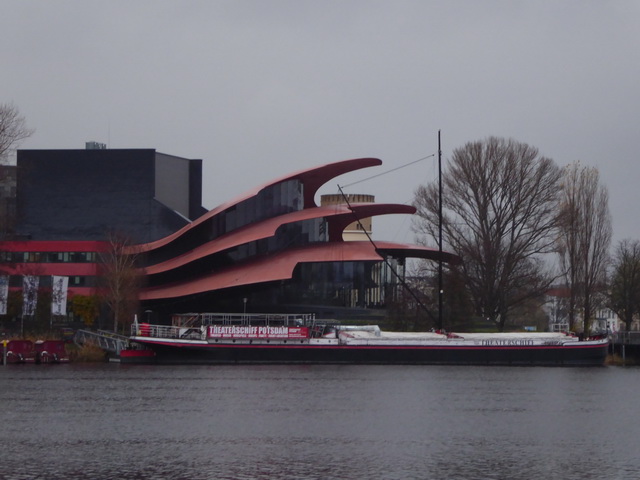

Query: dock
[[74, 330, 130, 355], [609, 332, 640, 362]]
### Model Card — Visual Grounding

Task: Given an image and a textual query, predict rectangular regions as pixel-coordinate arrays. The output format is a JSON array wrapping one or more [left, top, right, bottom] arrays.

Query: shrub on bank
[[66, 342, 107, 362]]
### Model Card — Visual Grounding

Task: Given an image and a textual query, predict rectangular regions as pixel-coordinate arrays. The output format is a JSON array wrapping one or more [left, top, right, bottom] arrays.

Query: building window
[[2, 251, 99, 263]]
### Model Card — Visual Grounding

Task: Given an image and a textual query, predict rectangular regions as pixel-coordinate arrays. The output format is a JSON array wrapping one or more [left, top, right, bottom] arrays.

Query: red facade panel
[[0, 241, 107, 252]]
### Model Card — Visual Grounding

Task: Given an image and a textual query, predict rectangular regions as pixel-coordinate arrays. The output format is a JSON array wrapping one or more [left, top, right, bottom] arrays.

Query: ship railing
[[171, 312, 316, 328], [97, 330, 131, 341], [131, 324, 187, 340], [75, 329, 130, 354], [171, 314, 200, 328], [132, 313, 319, 340], [550, 322, 570, 333], [610, 331, 640, 345]]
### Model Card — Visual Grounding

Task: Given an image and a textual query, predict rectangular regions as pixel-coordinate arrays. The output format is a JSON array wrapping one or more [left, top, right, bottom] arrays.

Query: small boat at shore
[[125, 313, 609, 366], [5, 340, 37, 364], [35, 340, 70, 364], [2, 339, 70, 364]]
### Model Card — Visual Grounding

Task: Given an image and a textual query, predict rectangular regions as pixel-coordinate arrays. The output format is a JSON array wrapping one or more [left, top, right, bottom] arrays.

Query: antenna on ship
[[438, 130, 443, 331]]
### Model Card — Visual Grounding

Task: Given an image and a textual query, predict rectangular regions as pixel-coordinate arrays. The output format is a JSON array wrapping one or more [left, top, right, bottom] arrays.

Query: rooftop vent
[[85, 141, 106, 150]]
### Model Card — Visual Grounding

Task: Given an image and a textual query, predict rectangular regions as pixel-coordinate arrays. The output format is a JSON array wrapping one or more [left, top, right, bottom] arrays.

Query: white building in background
[[593, 306, 623, 333], [543, 286, 624, 333], [543, 286, 570, 332]]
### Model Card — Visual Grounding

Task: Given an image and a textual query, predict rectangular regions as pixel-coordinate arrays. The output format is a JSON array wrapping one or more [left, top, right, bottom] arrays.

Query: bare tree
[[0, 103, 32, 241], [413, 137, 562, 331], [99, 233, 141, 334], [557, 162, 612, 334], [608, 239, 640, 331], [557, 164, 581, 331], [0, 102, 34, 159], [410, 259, 475, 331]]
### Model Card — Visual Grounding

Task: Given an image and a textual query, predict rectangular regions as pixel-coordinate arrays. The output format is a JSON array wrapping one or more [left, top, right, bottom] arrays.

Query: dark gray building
[[0, 164, 17, 239], [15, 148, 206, 243]]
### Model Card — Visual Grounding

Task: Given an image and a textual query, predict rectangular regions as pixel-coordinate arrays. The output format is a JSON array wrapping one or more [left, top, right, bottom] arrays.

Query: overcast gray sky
[[2, 0, 638, 247]]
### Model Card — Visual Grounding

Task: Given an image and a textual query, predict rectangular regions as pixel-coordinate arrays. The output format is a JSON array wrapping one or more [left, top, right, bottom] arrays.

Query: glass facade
[[228, 217, 328, 263], [210, 180, 303, 240], [274, 258, 403, 309]]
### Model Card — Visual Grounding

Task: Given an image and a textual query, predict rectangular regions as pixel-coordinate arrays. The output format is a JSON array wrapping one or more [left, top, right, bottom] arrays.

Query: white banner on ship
[[207, 325, 309, 339], [51, 275, 69, 316], [22, 275, 39, 317], [0, 275, 8, 315]]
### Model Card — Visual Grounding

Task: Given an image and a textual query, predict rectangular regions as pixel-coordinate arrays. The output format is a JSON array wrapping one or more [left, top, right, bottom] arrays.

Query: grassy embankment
[[65, 342, 108, 362]]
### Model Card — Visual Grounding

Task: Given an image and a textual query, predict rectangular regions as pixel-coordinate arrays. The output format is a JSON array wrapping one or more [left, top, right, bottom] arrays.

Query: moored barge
[[126, 313, 609, 366]]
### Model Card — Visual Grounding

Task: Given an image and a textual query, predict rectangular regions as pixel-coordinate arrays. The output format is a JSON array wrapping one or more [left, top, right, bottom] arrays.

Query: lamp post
[[243, 298, 248, 324]]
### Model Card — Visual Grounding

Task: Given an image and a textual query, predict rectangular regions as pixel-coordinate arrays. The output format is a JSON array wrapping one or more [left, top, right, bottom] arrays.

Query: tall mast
[[438, 130, 443, 330]]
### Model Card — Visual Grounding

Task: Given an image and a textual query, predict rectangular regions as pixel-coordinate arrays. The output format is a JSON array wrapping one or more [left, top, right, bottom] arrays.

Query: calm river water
[[1, 363, 639, 480]]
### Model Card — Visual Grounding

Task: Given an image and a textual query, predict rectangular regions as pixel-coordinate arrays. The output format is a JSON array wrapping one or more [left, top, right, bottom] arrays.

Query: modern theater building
[[0, 145, 456, 326]]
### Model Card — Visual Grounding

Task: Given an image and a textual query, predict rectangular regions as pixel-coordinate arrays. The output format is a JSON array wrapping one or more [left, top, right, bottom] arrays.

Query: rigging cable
[[337, 184, 438, 326], [341, 154, 435, 188]]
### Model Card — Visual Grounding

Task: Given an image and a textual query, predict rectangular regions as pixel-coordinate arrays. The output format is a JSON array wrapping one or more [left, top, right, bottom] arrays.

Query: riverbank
[[2, 337, 106, 364]]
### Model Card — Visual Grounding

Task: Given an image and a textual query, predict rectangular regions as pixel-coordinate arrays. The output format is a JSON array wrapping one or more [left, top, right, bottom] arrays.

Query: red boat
[[6, 340, 37, 364], [119, 348, 157, 364], [35, 340, 70, 364]]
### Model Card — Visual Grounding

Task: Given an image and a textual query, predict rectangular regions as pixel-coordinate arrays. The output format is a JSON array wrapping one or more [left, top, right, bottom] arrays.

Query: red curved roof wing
[[133, 157, 381, 254]]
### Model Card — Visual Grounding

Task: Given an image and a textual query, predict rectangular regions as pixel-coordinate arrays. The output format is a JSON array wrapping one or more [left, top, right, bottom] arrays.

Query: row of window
[[6, 275, 97, 288], [210, 180, 304, 240], [228, 218, 328, 263], [145, 180, 306, 266], [0, 251, 98, 263]]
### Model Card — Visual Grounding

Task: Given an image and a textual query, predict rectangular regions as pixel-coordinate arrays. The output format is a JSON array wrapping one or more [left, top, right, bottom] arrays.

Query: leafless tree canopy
[[557, 162, 612, 333], [0, 102, 34, 159], [413, 137, 562, 331], [99, 233, 141, 333], [608, 239, 640, 331]]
